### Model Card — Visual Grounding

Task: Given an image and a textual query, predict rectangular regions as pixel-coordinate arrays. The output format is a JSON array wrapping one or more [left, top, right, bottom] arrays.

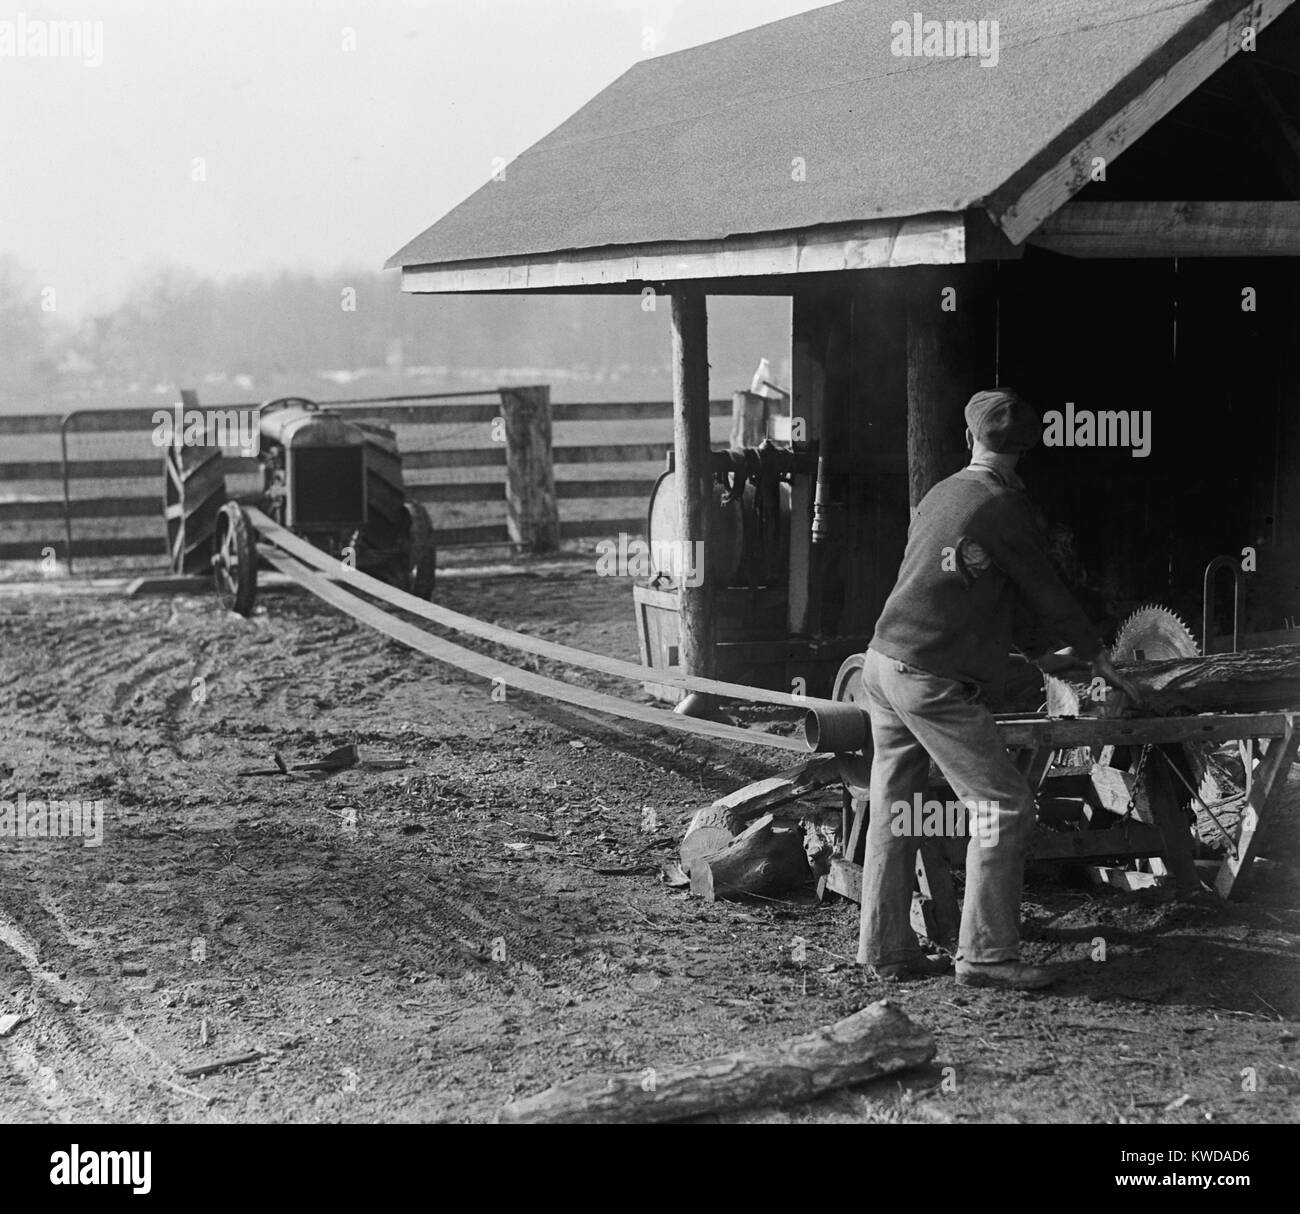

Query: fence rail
[[0, 443, 687, 483], [0, 389, 731, 566], [0, 395, 728, 436]]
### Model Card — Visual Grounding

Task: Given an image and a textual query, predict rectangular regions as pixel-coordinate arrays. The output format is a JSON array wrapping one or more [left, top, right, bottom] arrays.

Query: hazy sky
[[1, 0, 833, 317]]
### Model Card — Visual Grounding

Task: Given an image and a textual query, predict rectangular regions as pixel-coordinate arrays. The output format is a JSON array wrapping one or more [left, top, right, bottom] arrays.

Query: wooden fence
[[0, 389, 734, 565]]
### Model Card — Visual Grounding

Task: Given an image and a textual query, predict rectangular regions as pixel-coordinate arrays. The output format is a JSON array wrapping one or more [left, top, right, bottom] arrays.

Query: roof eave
[[394, 213, 969, 294]]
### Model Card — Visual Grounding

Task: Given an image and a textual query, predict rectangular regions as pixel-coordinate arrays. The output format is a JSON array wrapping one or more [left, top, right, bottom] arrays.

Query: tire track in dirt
[[0, 903, 219, 1122], [389, 873, 554, 976]]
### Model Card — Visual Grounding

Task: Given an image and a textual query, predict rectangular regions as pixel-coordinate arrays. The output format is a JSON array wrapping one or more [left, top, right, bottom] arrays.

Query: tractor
[[162, 396, 437, 615]]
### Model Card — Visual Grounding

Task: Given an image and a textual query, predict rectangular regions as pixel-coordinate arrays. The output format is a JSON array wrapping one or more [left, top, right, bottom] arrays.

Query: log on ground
[[496, 999, 935, 1124], [679, 753, 840, 871], [690, 812, 810, 900]]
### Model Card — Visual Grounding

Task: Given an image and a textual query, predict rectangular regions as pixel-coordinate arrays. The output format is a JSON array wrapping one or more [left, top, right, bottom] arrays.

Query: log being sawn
[[1056, 644, 1300, 717]]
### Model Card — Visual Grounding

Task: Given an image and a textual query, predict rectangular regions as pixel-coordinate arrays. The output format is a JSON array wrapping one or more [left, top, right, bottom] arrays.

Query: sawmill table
[[828, 711, 1299, 944]]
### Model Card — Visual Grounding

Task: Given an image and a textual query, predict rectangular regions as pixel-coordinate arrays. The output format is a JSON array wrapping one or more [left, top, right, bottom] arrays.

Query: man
[[858, 388, 1140, 990]]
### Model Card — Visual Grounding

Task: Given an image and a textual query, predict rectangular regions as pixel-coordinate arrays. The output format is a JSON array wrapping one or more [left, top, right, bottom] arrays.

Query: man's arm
[[979, 496, 1103, 662], [984, 498, 1143, 704]]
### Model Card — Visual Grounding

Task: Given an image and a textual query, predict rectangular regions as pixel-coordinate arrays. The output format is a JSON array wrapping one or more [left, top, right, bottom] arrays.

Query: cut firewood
[[679, 754, 841, 871], [710, 754, 840, 817], [1087, 865, 1163, 891], [689, 813, 810, 901], [1088, 762, 1151, 821], [802, 820, 834, 881], [679, 803, 740, 872], [496, 999, 935, 1124]]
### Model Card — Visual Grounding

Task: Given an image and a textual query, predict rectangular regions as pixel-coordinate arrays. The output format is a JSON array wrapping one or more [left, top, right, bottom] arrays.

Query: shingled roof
[[387, 0, 1291, 279]]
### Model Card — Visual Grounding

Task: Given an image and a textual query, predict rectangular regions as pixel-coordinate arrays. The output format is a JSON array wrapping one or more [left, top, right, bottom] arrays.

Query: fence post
[[499, 385, 559, 553], [729, 390, 766, 449], [59, 410, 80, 573]]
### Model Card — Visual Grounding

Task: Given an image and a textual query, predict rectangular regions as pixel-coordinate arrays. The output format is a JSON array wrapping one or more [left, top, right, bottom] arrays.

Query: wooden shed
[[388, 0, 1300, 702]]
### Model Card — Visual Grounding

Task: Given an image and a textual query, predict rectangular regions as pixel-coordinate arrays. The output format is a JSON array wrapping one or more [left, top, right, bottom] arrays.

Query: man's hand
[[1034, 647, 1091, 676], [1090, 648, 1144, 707]]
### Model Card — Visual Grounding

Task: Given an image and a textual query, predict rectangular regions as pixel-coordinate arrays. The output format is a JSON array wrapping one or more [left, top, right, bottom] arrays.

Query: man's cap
[[964, 388, 1040, 454]]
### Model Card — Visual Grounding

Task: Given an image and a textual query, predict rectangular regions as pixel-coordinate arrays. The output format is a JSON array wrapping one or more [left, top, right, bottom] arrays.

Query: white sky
[[0, 0, 834, 317]]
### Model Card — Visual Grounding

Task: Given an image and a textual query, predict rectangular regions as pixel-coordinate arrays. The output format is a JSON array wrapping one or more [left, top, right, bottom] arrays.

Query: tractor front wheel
[[213, 502, 258, 616], [402, 500, 437, 599]]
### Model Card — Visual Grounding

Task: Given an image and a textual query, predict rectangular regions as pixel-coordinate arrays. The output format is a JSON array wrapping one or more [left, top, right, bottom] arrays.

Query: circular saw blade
[[1112, 604, 1200, 662]]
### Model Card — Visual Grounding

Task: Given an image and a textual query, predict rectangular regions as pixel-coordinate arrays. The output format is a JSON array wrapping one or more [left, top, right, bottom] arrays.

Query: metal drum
[[645, 471, 791, 588], [646, 470, 746, 587]]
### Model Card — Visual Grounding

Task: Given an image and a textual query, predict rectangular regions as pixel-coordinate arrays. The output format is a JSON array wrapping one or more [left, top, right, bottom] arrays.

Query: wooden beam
[[671, 286, 714, 681], [995, 712, 1294, 749], [992, 0, 1292, 245], [1028, 200, 1300, 258], [1029, 823, 1168, 862], [399, 215, 966, 293]]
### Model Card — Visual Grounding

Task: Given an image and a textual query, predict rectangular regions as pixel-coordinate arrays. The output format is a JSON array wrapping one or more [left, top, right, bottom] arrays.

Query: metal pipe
[[1202, 555, 1240, 655], [804, 702, 869, 753]]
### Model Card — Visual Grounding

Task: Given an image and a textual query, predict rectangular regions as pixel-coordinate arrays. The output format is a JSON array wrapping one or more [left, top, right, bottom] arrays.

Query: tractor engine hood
[[260, 406, 364, 449]]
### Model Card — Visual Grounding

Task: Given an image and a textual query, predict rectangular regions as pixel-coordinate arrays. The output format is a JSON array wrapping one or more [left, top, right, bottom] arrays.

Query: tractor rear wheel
[[213, 502, 258, 616], [403, 500, 437, 599], [163, 444, 227, 574]]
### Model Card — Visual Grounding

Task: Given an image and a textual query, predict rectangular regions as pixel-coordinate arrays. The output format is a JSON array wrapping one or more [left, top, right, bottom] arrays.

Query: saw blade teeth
[[1113, 603, 1201, 659]]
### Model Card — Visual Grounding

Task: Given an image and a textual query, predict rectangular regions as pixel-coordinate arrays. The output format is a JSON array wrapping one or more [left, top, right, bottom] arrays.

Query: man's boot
[[955, 959, 1056, 990]]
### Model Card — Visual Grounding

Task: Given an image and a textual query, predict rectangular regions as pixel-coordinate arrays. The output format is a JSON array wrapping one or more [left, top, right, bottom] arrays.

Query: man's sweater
[[870, 462, 1103, 691]]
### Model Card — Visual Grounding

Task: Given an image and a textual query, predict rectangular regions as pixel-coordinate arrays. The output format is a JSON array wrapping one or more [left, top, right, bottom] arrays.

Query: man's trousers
[[856, 647, 1037, 966]]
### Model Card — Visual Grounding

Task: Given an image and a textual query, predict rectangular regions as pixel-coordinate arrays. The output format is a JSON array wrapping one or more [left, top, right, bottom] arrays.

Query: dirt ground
[[1, 559, 1298, 1124]]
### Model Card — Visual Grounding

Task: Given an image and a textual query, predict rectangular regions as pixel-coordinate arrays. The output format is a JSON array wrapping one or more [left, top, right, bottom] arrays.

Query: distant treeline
[[0, 255, 790, 410]]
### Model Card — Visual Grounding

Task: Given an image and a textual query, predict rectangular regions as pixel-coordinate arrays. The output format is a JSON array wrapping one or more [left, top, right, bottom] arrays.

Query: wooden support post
[[909, 269, 972, 512], [1146, 748, 1202, 897], [671, 287, 714, 680], [1015, 745, 1055, 793], [788, 286, 828, 635], [904, 265, 992, 511], [1216, 716, 1298, 899], [499, 385, 558, 553]]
